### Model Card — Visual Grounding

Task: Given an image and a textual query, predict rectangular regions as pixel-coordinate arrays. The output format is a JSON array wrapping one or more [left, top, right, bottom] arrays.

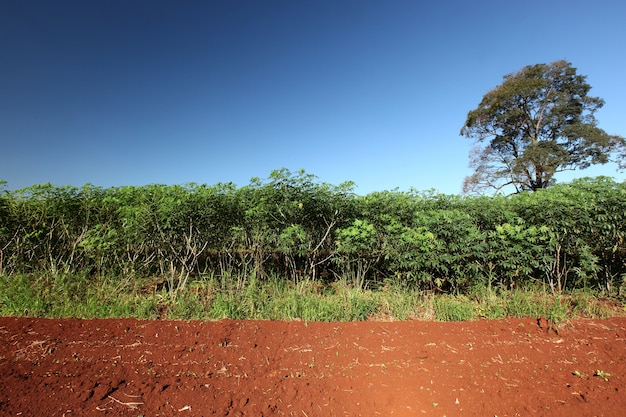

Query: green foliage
[[513, 177, 626, 294], [461, 60, 623, 194], [1, 170, 625, 301], [483, 220, 554, 289], [335, 219, 379, 288]]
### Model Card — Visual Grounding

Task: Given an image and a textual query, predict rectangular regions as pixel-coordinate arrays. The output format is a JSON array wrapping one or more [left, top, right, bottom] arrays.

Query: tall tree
[[461, 60, 623, 194]]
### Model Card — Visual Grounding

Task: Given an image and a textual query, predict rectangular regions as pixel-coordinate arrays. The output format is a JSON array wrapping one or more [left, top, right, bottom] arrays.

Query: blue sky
[[2, 0, 625, 195]]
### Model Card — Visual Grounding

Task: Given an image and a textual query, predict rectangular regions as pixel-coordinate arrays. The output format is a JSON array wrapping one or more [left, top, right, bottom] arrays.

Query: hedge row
[[1, 169, 624, 294]]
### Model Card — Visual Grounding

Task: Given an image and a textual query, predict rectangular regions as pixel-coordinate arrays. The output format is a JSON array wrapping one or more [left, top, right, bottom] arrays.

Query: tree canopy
[[461, 60, 624, 194]]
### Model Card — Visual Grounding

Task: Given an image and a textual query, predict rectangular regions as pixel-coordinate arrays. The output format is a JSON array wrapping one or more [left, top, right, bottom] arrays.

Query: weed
[[594, 370, 611, 381]]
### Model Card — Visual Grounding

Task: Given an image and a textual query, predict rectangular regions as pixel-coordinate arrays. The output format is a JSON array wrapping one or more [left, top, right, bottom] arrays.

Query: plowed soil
[[1, 316, 625, 416]]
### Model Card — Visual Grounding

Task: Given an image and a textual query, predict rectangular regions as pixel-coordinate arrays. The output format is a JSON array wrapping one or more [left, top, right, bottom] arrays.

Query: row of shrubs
[[1, 169, 625, 295]]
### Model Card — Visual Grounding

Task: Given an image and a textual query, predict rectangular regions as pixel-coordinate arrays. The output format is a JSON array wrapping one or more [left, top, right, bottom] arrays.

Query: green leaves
[[336, 219, 377, 255], [1, 172, 624, 296], [486, 220, 553, 288]]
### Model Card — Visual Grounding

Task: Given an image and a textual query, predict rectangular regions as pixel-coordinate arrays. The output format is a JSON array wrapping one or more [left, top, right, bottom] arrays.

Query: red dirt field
[[1, 317, 625, 417]]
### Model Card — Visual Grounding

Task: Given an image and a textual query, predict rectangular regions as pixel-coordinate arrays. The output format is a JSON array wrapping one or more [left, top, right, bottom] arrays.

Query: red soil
[[1, 316, 625, 416]]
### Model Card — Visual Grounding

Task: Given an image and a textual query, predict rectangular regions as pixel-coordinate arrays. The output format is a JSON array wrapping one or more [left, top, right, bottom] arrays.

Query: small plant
[[573, 370, 587, 378], [594, 370, 611, 381]]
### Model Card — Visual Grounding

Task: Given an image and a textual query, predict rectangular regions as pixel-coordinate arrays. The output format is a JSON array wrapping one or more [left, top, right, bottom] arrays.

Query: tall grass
[[0, 273, 160, 319], [0, 273, 622, 322]]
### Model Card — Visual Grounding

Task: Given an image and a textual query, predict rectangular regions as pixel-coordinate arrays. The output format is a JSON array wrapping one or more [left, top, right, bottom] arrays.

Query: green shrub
[[1, 173, 625, 301]]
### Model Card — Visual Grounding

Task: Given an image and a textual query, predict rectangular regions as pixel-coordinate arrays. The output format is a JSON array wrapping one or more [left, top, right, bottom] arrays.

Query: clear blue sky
[[2, 0, 625, 195]]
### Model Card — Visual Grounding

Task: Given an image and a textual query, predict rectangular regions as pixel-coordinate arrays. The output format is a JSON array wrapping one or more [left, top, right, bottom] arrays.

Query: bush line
[[1, 169, 625, 300]]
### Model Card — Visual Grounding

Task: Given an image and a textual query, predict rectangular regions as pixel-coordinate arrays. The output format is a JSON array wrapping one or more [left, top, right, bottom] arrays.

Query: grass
[[0, 272, 623, 322], [0, 273, 160, 319]]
